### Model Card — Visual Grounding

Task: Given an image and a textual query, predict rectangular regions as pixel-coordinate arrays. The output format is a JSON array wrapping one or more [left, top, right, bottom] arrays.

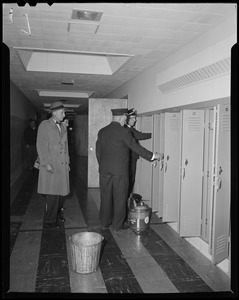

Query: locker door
[[158, 113, 165, 218], [211, 104, 230, 264], [137, 115, 153, 206], [179, 110, 205, 237], [152, 114, 161, 213], [201, 109, 215, 242], [162, 113, 181, 222]]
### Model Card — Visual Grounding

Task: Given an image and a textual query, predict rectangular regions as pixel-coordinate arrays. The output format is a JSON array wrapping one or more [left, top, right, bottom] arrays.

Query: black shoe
[[58, 210, 65, 222], [121, 223, 129, 230], [113, 224, 129, 232], [101, 226, 109, 230], [44, 222, 60, 229], [58, 216, 65, 222]]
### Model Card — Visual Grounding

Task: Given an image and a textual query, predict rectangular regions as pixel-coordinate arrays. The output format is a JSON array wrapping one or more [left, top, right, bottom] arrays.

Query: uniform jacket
[[96, 121, 153, 176], [36, 117, 70, 196], [126, 126, 152, 161]]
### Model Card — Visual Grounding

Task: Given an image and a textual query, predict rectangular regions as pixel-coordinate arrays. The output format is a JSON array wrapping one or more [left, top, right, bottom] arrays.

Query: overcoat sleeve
[[36, 121, 52, 166], [131, 127, 151, 140], [123, 130, 153, 162]]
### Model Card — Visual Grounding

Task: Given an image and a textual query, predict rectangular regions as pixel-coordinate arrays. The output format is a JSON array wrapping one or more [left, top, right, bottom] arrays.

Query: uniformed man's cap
[[50, 101, 65, 111], [128, 108, 137, 116], [111, 108, 128, 116]]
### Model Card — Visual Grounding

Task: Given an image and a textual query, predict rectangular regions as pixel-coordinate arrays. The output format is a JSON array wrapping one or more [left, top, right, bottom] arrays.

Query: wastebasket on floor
[[69, 232, 103, 274]]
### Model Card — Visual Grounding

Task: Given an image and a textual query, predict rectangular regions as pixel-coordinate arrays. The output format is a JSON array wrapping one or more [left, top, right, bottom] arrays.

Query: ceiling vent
[[71, 9, 103, 22], [61, 79, 74, 85], [157, 57, 231, 94]]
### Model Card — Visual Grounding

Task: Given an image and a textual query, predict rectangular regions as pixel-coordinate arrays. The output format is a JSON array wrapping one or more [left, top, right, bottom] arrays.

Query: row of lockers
[[134, 104, 230, 265]]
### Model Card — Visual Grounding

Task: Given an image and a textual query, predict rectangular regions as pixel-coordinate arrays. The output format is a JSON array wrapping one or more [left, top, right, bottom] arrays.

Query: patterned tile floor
[[4, 156, 233, 297]]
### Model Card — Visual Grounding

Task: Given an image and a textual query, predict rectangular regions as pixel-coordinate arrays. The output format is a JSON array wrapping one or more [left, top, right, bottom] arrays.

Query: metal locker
[[179, 110, 205, 237], [211, 104, 231, 264], [201, 109, 215, 242], [151, 114, 162, 214], [134, 115, 153, 207], [162, 112, 181, 223]]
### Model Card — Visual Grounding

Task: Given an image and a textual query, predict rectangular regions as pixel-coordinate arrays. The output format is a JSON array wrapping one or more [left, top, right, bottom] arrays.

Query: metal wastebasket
[[69, 232, 103, 274]]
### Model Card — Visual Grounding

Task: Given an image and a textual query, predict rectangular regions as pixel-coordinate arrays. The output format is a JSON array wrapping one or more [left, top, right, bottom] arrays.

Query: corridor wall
[[106, 16, 236, 114], [10, 81, 37, 187]]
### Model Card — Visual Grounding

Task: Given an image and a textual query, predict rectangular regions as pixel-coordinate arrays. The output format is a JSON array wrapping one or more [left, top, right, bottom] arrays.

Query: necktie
[[56, 121, 61, 132]]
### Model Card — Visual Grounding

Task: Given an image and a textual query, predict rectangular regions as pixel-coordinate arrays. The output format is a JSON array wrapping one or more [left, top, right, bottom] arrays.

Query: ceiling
[[2, 3, 236, 116]]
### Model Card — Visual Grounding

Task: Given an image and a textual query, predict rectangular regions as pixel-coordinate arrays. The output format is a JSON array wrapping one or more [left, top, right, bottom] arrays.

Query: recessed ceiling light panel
[[71, 9, 103, 22]]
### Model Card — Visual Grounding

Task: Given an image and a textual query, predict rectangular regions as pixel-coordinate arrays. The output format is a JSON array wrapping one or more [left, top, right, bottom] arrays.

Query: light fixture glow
[[37, 90, 95, 98]]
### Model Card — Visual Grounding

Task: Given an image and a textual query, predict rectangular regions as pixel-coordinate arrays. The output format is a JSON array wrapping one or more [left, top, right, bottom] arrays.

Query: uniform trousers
[[128, 158, 137, 196], [99, 173, 129, 230], [45, 194, 63, 224]]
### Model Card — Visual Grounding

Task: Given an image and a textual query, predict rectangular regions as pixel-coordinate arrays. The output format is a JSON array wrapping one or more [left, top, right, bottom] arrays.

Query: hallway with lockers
[[5, 153, 234, 297]]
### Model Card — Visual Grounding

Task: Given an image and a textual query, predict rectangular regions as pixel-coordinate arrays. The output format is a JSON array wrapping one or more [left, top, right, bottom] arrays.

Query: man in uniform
[[96, 108, 163, 232], [36, 101, 70, 228]]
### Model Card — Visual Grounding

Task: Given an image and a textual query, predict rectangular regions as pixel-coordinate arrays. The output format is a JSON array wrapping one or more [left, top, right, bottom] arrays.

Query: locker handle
[[165, 162, 167, 173], [217, 178, 222, 191], [160, 160, 164, 171], [183, 168, 185, 179]]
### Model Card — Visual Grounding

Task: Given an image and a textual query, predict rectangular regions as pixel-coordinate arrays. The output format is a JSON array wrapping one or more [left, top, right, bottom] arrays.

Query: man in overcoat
[[125, 108, 152, 196], [96, 108, 162, 232], [36, 101, 70, 228]]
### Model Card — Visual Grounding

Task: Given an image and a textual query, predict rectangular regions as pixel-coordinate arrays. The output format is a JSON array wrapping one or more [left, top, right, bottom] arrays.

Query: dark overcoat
[[126, 126, 152, 161], [36, 117, 70, 196], [96, 121, 153, 175]]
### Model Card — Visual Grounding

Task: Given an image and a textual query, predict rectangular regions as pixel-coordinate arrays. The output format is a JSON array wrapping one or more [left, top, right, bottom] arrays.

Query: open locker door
[[162, 113, 181, 222], [152, 114, 161, 213], [157, 113, 165, 218], [211, 104, 231, 264], [135, 115, 153, 207], [179, 110, 204, 237]]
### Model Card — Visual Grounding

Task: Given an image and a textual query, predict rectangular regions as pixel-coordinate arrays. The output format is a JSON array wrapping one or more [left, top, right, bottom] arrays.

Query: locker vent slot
[[216, 234, 227, 255], [169, 118, 180, 131], [163, 204, 168, 218], [220, 113, 230, 132], [188, 116, 201, 131], [157, 57, 231, 94]]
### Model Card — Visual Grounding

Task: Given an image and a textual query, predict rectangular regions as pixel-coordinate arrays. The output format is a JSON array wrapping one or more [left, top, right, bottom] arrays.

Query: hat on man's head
[[128, 108, 137, 116], [50, 101, 65, 111], [111, 108, 129, 116]]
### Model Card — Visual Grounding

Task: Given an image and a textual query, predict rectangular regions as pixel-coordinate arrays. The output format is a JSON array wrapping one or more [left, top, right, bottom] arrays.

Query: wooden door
[[162, 112, 181, 222], [179, 110, 205, 237], [211, 104, 231, 264], [74, 115, 88, 156], [88, 98, 127, 187]]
